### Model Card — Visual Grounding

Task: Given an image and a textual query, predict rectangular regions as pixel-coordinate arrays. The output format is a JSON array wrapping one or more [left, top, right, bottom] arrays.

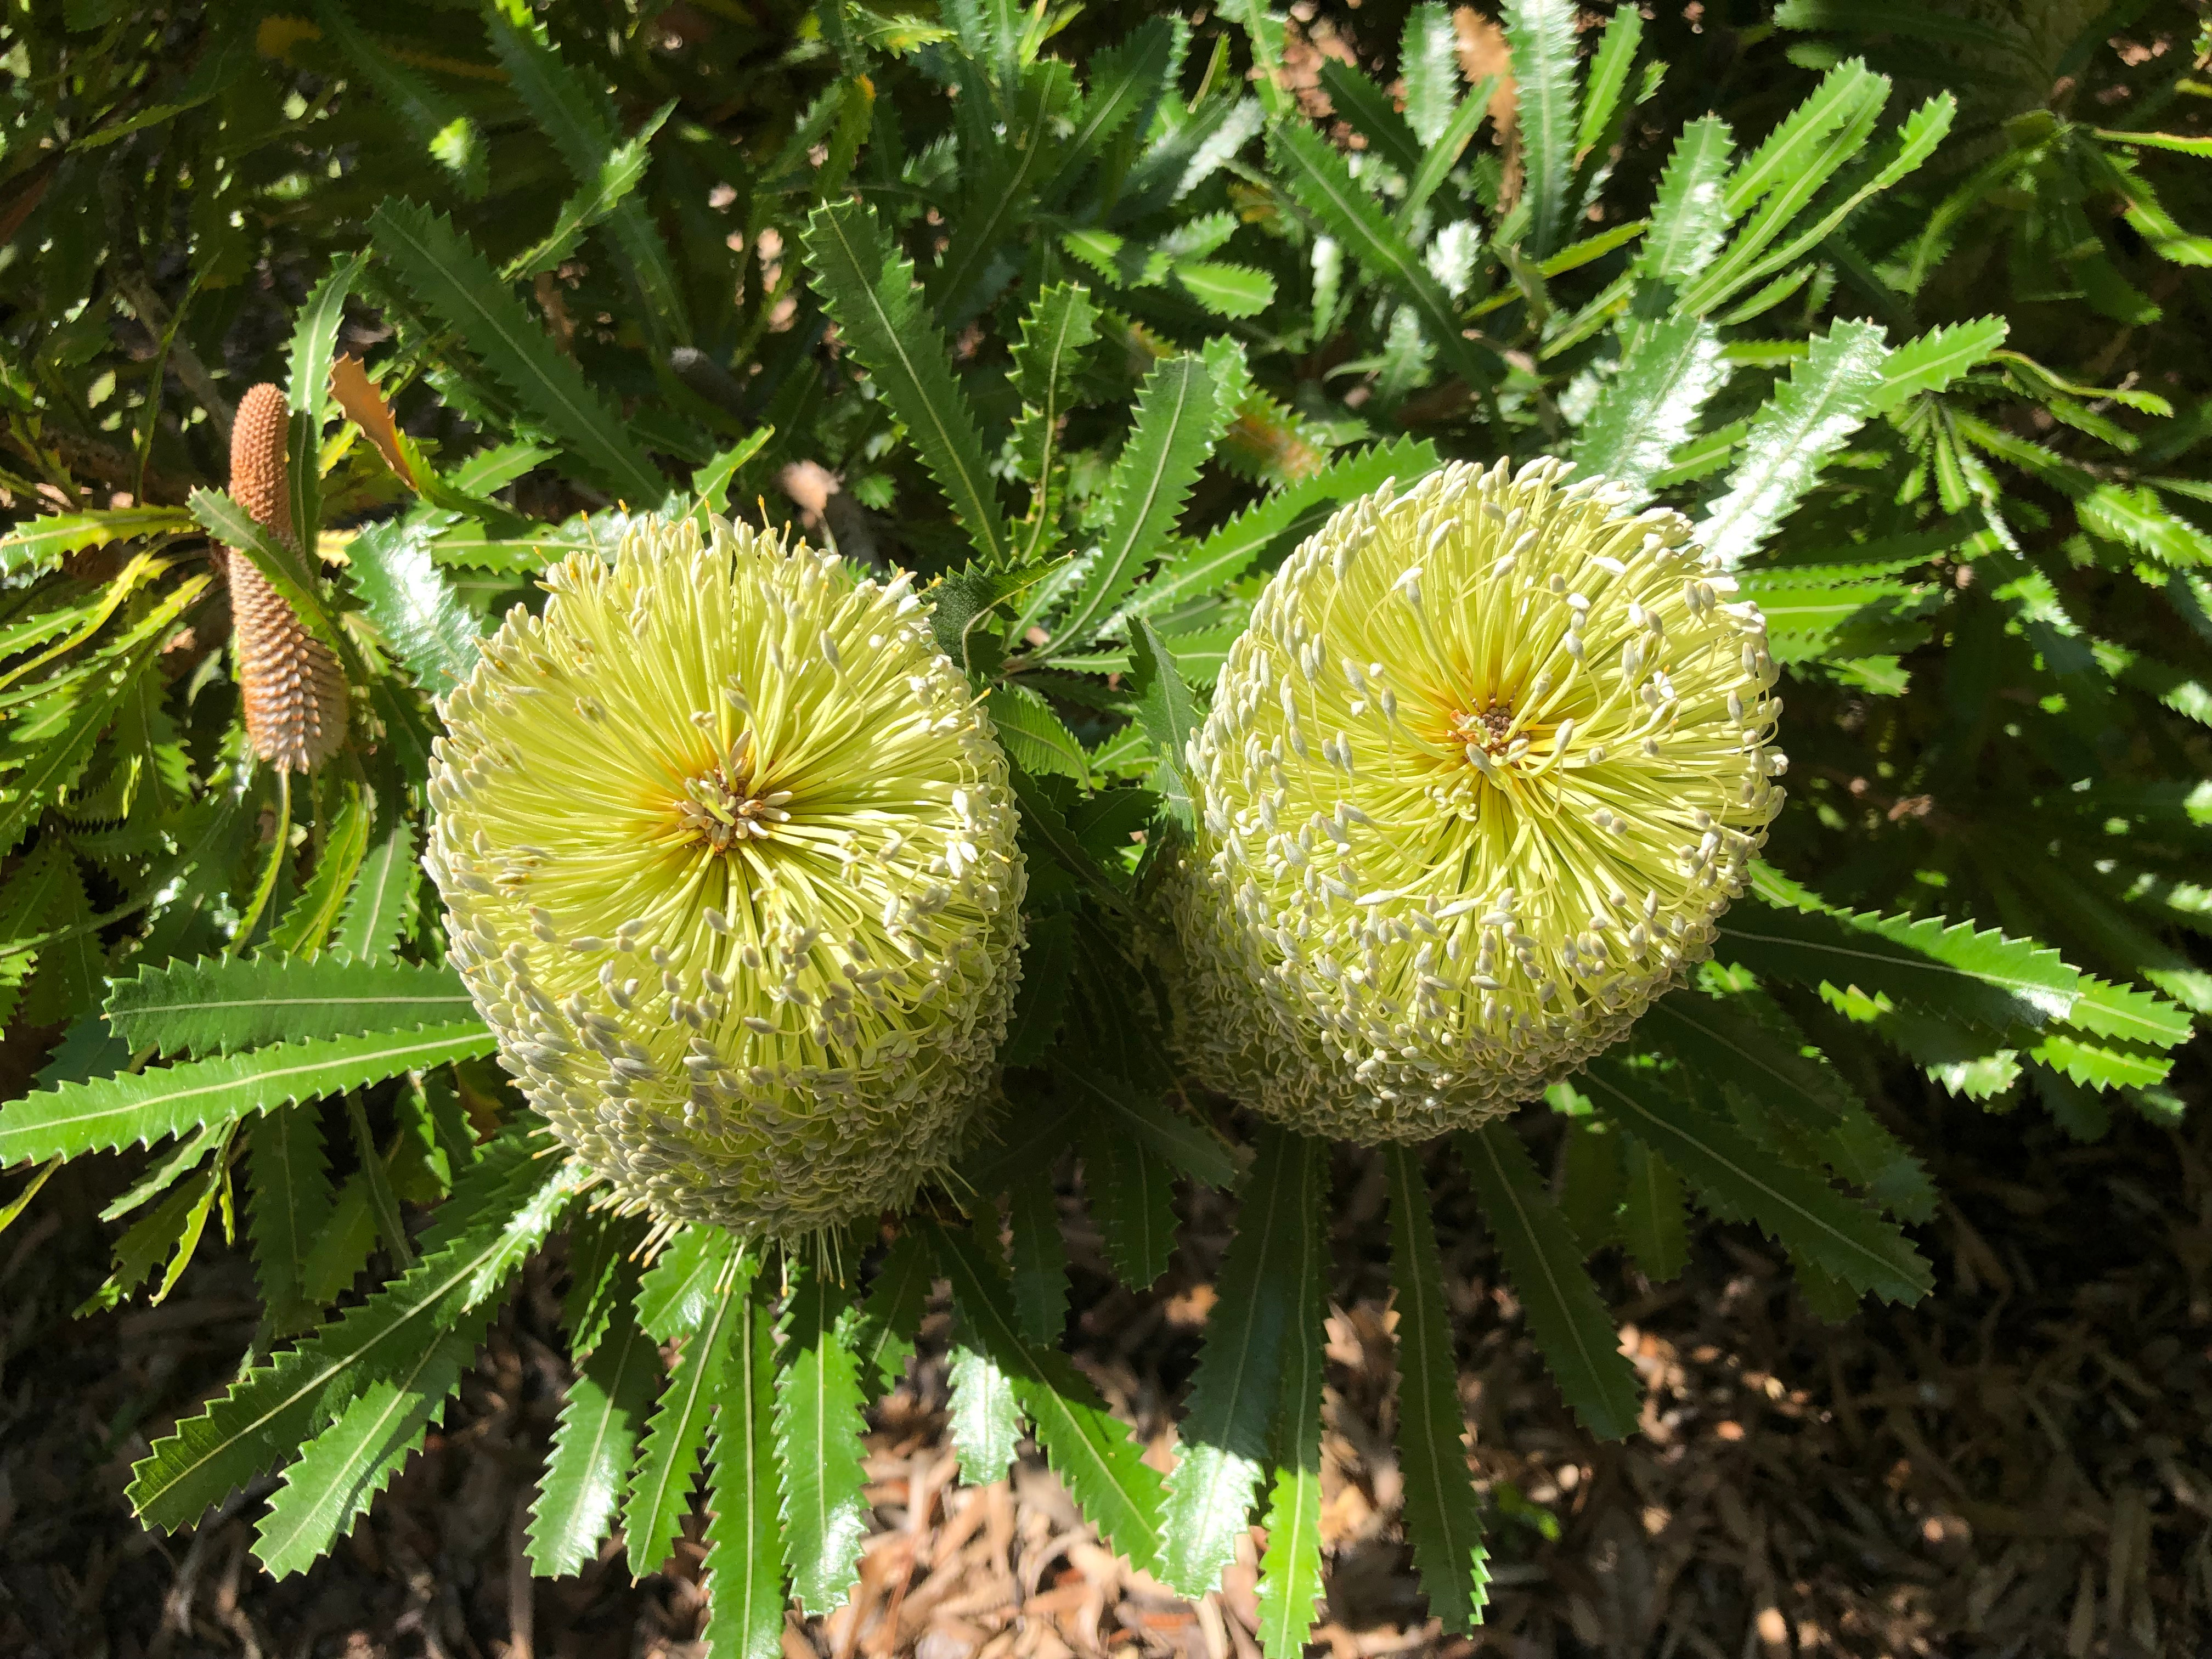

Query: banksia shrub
[[426, 516, 1026, 1237], [1169, 459, 1787, 1142], [225, 383, 348, 772]]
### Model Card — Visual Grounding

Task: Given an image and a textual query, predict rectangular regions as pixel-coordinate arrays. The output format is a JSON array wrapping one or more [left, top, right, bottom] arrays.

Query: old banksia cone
[[1170, 458, 1786, 1142], [426, 517, 1025, 1237], [227, 384, 348, 772]]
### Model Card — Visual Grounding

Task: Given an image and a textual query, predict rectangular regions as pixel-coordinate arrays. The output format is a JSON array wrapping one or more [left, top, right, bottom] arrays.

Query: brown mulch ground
[[4, 1073, 2208, 1659]]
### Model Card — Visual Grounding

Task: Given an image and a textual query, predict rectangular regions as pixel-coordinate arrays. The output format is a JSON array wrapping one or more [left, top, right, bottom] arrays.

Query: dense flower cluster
[[427, 517, 1025, 1236], [1168, 458, 1786, 1142], [227, 383, 348, 772]]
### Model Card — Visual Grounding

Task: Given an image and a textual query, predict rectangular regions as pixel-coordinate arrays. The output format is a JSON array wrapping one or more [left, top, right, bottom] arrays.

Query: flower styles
[[427, 516, 1024, 1237], [1168, 458, 1786, 1142]]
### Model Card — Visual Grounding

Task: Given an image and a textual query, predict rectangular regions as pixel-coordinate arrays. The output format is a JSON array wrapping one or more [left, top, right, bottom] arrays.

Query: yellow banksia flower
[[228, 383, 348, 772], [426, 516, 1025, 1237], [1169, 458, 1786, 1142]]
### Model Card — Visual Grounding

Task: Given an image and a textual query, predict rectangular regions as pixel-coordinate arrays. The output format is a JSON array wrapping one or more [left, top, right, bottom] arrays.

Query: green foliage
[[1, 0, 2206, 1645], [774, 1265, 872, 1616], [1385, 1145, 1490, 1634], [105, 953, 470, 1056]]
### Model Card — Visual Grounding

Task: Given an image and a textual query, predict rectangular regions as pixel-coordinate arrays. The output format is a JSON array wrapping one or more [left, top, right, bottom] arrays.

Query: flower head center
[[674, 730, 791, 853], [1452, 699, 1518, 757]]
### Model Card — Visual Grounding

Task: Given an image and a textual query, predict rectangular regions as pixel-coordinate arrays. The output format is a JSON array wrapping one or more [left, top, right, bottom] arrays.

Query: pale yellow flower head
[[426, 516, 1024, 1236], [1170, 458, 1785, 1141]]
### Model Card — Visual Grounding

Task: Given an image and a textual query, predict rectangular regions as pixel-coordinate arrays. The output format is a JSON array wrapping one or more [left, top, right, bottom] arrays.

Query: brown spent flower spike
[[227, 383, 347, 772]]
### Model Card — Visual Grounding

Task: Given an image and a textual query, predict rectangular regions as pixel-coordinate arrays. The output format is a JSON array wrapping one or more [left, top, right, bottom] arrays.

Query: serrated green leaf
[[0, 1022, 495, 1167], [776, 1265, 871, 1616], [266, 779, 373, 960], [1403, 78, 1497, 229], [933, 59, 1080, 325], [1011, 281, 1099, 415], [0, 507, 195, 580], [1738, 575, 1922, 663], [1008, 767, 1138, 927], [986, 684, 1089, 783], [1063, 1067, 1235, 1189], [1723, 882, 2080, 1030], [1173, 261, 1277, 318], [285, 252, 364, 554], [1617, 1138, 1688, 1281], [625, 1249, 752, 1578], [1585, 1060, 1930, 1302], [254, 1295, 496, 1577], [1009, 282, 1101, 560], [1126, 618, 1204, 836], [82, 1159, 223, 1316], [1039, 17, 1186, 207], [1400, 3, 1462, 145], [1869, 317, 2008, 413], [947, 1312, 1024, 1486], [345, 1092, 413, 1271], [249, 1105, 334, 1339], [317, 0, 486, 197], [2080, 484, 2212, 567], [1818, 1103, 1937, 1223], [1575, 316, 1728, 501], [562, 1209, 647, 1361], [368, 199, 665, 503], [1252, 1132, 1328, 1659], [1685, 89, 1951, 318], [298, 1176, 379, 1308], [1008, 1162, 1069, 1344], [2027, 1028, 2173, 1092], [1318, 60, 1425, 179], [510, 103, 674, 280], [1161, 1128, 1316, 1596], [334, 817, 415, 961], [128, 1132, 558, 1529], [104, 1121, 222, 1224], [1699, 319, 1891, 569], [105, 955, 472, 1058], [927, 1222, 1165, 1575], [486, 16, 689, 352], [1052, 349, 1241, 653], [1575, 4, 1643, 161], [638, 1223, 742, 1342], [344, 519, 483, 696], [1383, 1144, 1488, 1633], [1457, 1125, 1640, 1441], [1501, 0, 1578, 258], [702, 1282, 784, 1659], [1081, 1113, 1178, 1290], [802, 199, 1008, 566], [0, 613, 207, 860], [1557, 1117, 1625, 1248], [2064, 975, 2194, 1048], [1002, 912, 1075, 1069], [1646, 989, 1852, 1130], [1121, 437, 1441, 623], [1720, 59, 1886, 219], [1269, 119, 1495, 392], [189, 488, 351, 665], [850, 1229, 933, 1397], [530, 1277, 658, 1577]]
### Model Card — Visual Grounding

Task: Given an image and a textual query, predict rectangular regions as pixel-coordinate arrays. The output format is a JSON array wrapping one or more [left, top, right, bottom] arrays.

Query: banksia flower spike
[[1169, 458, 1786, 1142], [226, 383, 348, 772], [426, 516, 1026, 1238]]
